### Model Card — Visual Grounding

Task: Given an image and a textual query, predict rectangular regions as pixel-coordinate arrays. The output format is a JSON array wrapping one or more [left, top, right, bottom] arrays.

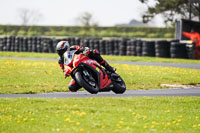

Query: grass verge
[[0, 59, 200, 94], [0, 51, 57, 59], [1, 51, 200, 64], [0, 97, 200, 133]]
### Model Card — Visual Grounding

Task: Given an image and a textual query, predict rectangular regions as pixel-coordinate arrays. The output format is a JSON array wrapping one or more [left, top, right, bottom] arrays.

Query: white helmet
[[56, 41, 70, 57]]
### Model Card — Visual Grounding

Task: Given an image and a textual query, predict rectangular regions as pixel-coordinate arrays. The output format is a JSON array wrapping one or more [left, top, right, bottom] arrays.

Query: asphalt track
[[0, 56, 200, 98], [0, 88, 200, 98]]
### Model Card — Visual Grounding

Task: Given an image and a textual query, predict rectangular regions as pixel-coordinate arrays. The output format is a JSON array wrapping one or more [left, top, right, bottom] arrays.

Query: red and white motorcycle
[[64, 50, 126, 94]]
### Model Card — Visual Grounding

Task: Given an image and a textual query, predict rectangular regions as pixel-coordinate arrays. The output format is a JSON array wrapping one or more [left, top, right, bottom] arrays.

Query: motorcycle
[[64, 50, 126, 94]]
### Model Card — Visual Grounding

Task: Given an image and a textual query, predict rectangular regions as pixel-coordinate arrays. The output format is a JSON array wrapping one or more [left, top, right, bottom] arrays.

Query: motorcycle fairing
[[73, 54, 112, 89], [63, 50, 77, 66]]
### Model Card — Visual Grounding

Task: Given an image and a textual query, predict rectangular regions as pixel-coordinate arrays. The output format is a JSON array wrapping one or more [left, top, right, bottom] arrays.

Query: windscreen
[[63, 50, 77, 65]]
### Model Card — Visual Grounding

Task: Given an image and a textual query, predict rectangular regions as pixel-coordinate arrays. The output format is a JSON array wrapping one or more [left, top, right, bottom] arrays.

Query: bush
[[164, 33, 174, 38], [0, 25, 175, 38], [17, 30, 26, 36]]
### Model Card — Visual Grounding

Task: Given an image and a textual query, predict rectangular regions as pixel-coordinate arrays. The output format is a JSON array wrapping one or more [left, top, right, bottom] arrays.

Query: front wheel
[[75, 70, 99, 94], [111, 73, 126, 94]]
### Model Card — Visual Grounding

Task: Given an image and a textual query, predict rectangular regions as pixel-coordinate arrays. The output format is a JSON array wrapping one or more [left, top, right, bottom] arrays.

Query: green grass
[[0, 51, 58, 59], [1, 51, 200, 64], [1, 51, 200, 133], [0, 97, 200, 133], [0, 59, 67, 94], [0, 59, 200, 94], [104, 55, 200, 64]]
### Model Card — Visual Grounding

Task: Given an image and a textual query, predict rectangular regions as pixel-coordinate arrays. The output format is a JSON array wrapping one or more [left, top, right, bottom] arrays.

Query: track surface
[[0, 88, 200, 98], [1, 56, 200, 69]]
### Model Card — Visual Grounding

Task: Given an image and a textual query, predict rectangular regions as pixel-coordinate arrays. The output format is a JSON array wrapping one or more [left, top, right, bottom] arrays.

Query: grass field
[[1, 51, 200, 64], [0, 58, 200, 94], [1, 51, 200, 133], [0, 97, 200, 133]]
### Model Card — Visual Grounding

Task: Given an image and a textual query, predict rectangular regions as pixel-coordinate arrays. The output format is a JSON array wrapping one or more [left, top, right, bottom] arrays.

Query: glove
[[64, 73, 70, 78], [63, 66, 72, 78]]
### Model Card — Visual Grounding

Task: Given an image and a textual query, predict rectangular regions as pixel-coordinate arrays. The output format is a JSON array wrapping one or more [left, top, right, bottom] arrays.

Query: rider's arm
[[70, 45, 83, 51], [71, 45, 90, 55], [58, 57, 64, 70], [70, 45, 104, 64], [182, 32, 192, 38], [59, 56, 72, 78]]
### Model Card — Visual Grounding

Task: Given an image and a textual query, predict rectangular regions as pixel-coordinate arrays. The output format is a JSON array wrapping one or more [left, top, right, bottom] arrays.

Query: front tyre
[[75, 71, 99, 94], [111, 73, 126, 94]]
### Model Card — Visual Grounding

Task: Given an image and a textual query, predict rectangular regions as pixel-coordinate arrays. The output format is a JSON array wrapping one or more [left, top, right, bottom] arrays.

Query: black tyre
[[119, 39, 127, 56], [113, 40, 119, 55], [99, 40, 106, 55], [170, 42, 187, 59], [136, 40, 143, 56], [75, 70, 99, 94], [142, 41, 155, 57], [111, 73, 126, 94], [94, 40, 100, 51]]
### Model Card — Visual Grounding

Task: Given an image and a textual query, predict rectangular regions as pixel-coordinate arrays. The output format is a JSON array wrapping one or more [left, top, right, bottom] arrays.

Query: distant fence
[[0, 36, 195, 59]]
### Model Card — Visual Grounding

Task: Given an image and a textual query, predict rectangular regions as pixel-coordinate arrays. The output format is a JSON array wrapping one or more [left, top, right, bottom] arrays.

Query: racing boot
[[101, 60, 116, 73], [68, 79, 81, 92]]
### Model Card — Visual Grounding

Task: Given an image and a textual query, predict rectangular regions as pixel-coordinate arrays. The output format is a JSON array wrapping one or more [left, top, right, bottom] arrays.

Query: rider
[[56, 40, 116, 92], [182, 29, 200, 59]]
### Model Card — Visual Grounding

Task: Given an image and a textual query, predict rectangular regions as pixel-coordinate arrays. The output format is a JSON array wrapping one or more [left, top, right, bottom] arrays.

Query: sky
[[0, 0, 165, 26]]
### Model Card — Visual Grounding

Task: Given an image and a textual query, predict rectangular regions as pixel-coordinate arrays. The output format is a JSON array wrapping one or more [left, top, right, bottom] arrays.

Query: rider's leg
[[68, 79, 81, 92], [88, 49, 116, 72]]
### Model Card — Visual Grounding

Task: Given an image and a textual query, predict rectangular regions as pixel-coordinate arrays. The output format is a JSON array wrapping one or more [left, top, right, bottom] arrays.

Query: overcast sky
[[0, 0, 164, 26]]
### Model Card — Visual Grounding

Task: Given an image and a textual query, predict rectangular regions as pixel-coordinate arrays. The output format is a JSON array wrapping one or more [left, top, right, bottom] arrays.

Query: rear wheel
[[111, 73, 126, 94], [75, 70, 99, 94]]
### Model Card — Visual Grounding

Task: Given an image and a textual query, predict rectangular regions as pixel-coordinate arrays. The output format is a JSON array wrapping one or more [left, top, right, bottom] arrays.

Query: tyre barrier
[[126, 39, 136, 56], [83, 39, 90, 48], [105, 40, 114, 55], [155, 40, 170, 58], [136, 40, 143, 56], [113, 39, 119, 55], [104, 40, 108, 55], [89, 39, 95, 50], [0, 38, 3, 51], [170, 42, 187, 59], [93, 40, 100, 52], [79, 39, 85, 47], [119, 39, 127, 56], [0, 36, 194, 59], [186, 43, 195, 59], [142, 41, 155, 57], [99, 40, 106, 55], [6, 36, 11, 51], [75, 38, 80, 46]]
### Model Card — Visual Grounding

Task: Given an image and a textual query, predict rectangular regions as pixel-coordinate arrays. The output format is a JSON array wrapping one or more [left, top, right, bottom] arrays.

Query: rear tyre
[[111, 73, 126, 94], [75, 71, 99, 94]]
